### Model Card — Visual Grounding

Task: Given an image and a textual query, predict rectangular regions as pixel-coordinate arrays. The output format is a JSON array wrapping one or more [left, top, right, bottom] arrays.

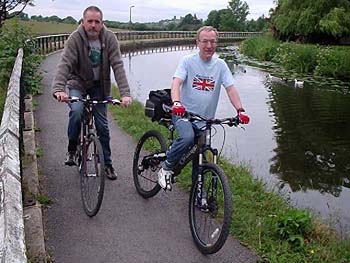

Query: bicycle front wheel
[[189, 163, 232, 254], [80, 135, 105, 217], [133, 130, 167, 198]]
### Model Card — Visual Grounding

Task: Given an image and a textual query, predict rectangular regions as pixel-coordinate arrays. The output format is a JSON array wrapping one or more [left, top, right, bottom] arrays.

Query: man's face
[[82, 10, 103, 40], [197, 30, 218, 61]]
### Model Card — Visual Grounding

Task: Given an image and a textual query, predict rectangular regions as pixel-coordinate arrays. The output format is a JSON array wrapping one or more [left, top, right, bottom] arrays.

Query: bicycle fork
[[195, 146, 219, 211]]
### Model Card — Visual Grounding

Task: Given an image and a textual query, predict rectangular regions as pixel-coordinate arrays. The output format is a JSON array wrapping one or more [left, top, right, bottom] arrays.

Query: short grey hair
[[196, 26, 218, 40], [83, 6, 103, 20]]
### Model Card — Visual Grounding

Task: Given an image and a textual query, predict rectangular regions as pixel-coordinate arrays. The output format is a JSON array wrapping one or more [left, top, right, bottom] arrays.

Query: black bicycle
[[69, 95, 121, 217], [133, 105, 243, 254]]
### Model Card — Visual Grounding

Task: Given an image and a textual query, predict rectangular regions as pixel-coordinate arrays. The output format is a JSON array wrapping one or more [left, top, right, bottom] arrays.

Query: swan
[[294, 79, 304, 88]]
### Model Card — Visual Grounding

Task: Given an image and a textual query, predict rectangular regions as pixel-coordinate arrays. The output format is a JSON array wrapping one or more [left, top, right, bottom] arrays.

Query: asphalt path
[[35, 51, 259, 263]]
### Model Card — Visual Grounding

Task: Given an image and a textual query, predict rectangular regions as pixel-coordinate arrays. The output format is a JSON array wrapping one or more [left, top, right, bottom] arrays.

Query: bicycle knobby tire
[[133, 130, 167, 198], [189, 163, 233, 254], [80, 134, 105, 217]]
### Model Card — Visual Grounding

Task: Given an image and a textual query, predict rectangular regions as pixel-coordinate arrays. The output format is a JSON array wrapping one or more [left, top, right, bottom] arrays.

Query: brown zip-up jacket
[[51, 24, 130, 98]]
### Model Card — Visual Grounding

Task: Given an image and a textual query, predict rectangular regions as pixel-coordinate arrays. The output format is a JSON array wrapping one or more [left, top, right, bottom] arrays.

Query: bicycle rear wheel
[[133, 130, 166, 198], [80, 135, 105, 217], [189, 163, 232, 254]]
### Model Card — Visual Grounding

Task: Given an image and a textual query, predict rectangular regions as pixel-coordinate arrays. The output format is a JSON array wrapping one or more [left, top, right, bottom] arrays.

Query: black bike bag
[[145, 89, 172, 122]]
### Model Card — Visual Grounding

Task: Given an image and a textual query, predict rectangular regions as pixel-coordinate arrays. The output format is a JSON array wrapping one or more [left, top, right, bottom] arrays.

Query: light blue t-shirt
[[173, 52, 234, 119]]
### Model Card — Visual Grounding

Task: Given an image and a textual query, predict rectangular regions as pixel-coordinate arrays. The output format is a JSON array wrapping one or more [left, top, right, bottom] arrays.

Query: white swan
[[294, 79, 304, 88]]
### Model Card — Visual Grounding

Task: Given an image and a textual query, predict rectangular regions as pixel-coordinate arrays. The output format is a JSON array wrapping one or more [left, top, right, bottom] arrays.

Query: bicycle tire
[[133, 130, 166, 198], [189, 163, 233, 254], [80, 135, 105, 217]]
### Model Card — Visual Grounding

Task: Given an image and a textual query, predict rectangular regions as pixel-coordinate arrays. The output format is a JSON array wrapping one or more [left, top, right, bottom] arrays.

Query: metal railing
[[35, 30, 262, 55]]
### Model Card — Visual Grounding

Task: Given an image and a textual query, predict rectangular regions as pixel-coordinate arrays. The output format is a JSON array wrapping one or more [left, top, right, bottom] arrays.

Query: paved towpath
[[35, 51, 259, 263]]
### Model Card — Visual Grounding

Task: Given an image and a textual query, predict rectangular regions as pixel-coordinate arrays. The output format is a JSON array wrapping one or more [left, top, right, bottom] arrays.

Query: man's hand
[[238, 110, 250, 124], [172, 101, 186, 116], [121, 96, 132, 107], [54, 91, 68, 102]]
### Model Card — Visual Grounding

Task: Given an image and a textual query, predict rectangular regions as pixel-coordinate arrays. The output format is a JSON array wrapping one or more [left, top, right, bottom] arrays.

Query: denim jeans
[[68, 88, 112, 165], [162, 115, 203, 171]]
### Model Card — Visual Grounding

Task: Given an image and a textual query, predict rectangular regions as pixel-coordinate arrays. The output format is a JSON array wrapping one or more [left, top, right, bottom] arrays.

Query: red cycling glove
[[237, 108, 250, 124], [172, 101, 186, 116]]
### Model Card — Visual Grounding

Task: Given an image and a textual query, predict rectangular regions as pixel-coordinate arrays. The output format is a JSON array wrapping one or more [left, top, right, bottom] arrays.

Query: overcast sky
[[24, 0, 276, 23]]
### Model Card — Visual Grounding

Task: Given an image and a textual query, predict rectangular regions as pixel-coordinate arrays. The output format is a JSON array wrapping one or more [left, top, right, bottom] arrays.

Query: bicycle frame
[[80, 98, 96, 157], [170, 124, 218, 177]]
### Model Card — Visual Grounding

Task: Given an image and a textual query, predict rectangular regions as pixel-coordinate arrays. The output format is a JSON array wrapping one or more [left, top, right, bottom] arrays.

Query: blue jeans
[[68, 88, 112, 165], [162, 116, 203, 171]]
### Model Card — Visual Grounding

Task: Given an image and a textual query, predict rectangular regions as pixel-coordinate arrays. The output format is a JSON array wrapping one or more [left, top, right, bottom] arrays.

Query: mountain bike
[[133, 106, 243, 254], [69, 95, 121, 217]]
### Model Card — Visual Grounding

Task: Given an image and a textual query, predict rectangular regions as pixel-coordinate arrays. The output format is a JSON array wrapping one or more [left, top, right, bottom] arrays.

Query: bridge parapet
[[0, 48, 27, 263], [35, 31, 262, 55]]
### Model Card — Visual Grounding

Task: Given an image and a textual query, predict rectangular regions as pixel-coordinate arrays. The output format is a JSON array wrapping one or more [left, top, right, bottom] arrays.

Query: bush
[[315, 46, 350, 81], [272, 43, 319, 74], [0, 19, 42, 95], [240, 35, 280, 61], [276, 210, 313, 248]]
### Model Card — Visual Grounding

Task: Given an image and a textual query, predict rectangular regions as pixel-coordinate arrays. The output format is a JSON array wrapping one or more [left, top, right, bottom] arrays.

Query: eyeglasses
[[198, 40, 218, 45]]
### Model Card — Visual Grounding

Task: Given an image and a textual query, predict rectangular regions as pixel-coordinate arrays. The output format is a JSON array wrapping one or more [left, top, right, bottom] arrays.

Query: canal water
[[115, 45, 350, 238]]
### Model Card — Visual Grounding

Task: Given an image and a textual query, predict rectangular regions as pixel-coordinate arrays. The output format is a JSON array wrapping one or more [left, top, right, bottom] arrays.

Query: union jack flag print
[[192, 76, 215, 92]]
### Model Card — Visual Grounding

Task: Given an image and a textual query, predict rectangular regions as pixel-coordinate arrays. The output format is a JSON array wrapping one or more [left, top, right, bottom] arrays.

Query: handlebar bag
[[145, 89, 172, 122]]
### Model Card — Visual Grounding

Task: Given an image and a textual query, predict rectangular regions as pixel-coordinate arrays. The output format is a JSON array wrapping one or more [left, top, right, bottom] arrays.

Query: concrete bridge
[[0, 31, 261, 262]]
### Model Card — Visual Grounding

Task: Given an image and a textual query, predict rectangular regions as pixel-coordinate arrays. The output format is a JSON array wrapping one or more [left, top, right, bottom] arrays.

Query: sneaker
[[105, 164, 117, 180], [158, 168, 173, 191], [64, 151, 77, 166]]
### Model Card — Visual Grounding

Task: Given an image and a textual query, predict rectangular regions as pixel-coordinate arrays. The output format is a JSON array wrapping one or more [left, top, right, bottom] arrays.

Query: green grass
[[0, 87, 6, 121], [36, 194, 52, 206], [109, 86, 350, 263], [5, 19, 126, 36]]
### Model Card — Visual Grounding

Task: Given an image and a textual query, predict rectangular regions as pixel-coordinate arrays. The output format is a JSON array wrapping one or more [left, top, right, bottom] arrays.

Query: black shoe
[[64, 151, 77, 166], [105, 164, 117, 180]]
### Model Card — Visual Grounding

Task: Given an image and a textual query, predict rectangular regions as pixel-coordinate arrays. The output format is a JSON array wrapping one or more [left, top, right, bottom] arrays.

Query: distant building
[[159, 16, 183, 26]]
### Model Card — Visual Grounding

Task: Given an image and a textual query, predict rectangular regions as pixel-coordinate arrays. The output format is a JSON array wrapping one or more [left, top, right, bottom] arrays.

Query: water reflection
[[266, 80, 350, 197], [121, 45, 196, 58], [117, 45, 350, 237]]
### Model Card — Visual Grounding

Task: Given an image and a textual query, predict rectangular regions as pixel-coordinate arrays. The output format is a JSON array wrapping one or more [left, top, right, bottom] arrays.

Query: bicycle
[[68, 95, 121, 217], [133, 104, 243, 254]]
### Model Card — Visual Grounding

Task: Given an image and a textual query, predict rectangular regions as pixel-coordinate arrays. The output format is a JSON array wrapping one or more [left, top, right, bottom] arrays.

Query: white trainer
[[158, 168, 173, 191]]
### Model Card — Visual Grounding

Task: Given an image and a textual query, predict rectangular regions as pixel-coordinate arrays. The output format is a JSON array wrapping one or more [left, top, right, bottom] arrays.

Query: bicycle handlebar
[[68, 96, 121, 106], [162, 104, 240, 127]]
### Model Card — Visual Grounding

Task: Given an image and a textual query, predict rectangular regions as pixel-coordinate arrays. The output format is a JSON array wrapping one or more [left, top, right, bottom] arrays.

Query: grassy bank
[[109, 88, 350, 263], [240, 35, 350, 82], [5, 19, 125, 36]]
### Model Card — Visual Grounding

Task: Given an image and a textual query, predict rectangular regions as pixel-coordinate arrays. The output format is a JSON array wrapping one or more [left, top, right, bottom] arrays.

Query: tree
[[62, 16, 77, 24], [206, 0, 250, 31], [246, 15, 269, 32], [0, 0, 34, 27], [177, 13, 202, 31], [224, 0, 249, 31], [270, 0, 350, 43], [206, 10, 221, 29]]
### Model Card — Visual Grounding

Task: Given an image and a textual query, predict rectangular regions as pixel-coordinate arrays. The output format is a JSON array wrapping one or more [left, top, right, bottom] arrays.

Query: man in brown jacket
[[52, 6, 132, 180]]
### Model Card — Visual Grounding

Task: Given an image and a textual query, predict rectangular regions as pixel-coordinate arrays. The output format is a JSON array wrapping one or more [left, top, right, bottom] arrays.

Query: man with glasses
[[52, 6, 132, 180], [158, 26, 250, 190]]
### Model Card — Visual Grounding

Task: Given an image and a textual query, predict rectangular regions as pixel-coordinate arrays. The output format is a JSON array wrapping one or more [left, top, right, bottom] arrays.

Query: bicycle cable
[[219, 124, 227, 160], [211, 124, 226, 160]]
